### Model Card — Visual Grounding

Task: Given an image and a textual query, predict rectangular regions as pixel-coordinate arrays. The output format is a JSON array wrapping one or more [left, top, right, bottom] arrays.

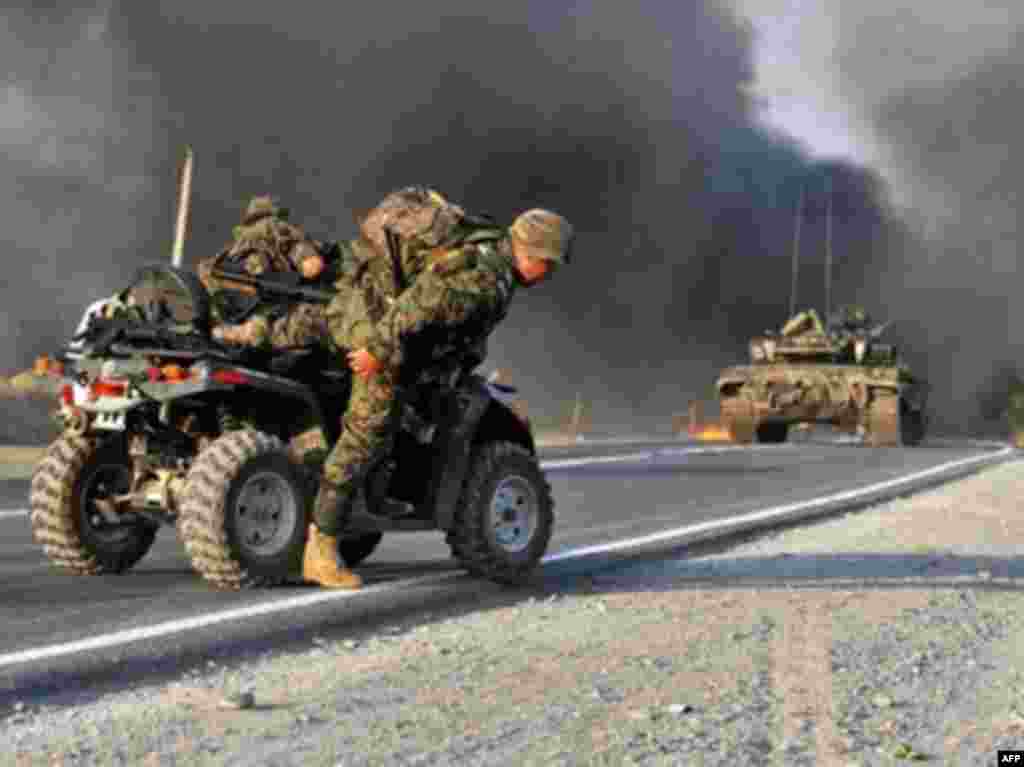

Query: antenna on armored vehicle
[[171, 146, 194, 268], [788, 183, 804, 317], [824, 170, 833, 324]]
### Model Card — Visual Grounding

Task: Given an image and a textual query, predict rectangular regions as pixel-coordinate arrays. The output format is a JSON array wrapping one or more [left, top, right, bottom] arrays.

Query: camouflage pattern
[[242, 195, 290, 225], [211, 303, 329, 350], [716, 306, 928, 446], [358, 186, 466, 255], [268, 302, 329, 349], [361, 236, 518, 370], [199, 198, 345, 349], [352, 186, 508, 312], [780, 308, 827, 338], [509, 208, 575, 264], [318, 234, 519, 516]]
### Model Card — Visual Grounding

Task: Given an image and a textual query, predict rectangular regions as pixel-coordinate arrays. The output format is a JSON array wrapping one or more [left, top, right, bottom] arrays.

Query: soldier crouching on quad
[[301, 201, 574, 590], [198, 195, 336, 350]]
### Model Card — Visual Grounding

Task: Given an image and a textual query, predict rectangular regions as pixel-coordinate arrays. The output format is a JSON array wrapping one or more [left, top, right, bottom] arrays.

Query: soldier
[[199, 196, 332, 348], [828, 305, 873, 360], [829, 304, 871, 335], [301, 201, 574, 590]]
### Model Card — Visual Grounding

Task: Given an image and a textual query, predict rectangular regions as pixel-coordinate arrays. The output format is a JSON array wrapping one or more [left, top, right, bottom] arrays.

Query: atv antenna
[[824, 170, 833, 323], [788, 183, 804, 317], [171, 146, 194, 268]]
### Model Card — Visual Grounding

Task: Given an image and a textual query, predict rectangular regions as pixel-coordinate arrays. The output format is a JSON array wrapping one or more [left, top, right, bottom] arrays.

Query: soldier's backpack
[[353, 186, 505, 307], [324, 186, 506, 363]]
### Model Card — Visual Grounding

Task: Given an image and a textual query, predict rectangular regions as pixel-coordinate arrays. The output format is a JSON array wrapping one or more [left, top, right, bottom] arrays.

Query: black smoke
[[2, 1, 916, 433], [824, 5, 1024, 435]]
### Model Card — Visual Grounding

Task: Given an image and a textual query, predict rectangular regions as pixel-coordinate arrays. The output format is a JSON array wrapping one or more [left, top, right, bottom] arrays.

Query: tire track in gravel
[[774, 595, 842, 766]]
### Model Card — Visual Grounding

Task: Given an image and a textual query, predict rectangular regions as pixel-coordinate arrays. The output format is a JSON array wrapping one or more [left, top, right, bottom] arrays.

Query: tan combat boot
[[302, 523, 363, 589]]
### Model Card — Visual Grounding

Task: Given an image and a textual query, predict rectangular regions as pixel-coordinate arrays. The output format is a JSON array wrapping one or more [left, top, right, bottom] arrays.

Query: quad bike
[[716, 308, 929, 447], [30, 264, 552, 589]]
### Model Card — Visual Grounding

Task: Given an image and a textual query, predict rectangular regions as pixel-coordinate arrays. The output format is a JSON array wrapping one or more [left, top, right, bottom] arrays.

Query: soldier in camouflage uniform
[[828, 305, 873, 361], [301, 196, 574, 590], [199, 196, 333, 350]]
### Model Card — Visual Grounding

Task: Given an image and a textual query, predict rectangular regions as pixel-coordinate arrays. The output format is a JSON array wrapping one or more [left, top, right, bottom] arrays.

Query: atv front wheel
[[29, 435, 157, 575], [338, 532, 383, 567], [178, 429, 309, 590], [447, 442, 554, 585], [900, 405, 927, 446]]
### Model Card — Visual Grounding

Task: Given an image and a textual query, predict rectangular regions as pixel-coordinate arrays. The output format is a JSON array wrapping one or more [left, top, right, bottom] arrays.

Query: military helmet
[[509, 209, 574, 264], [242, 195, 289, 225]]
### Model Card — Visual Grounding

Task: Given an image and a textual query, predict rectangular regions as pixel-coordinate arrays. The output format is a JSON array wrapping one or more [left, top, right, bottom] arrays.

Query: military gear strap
[[384, 226, 406, 296]]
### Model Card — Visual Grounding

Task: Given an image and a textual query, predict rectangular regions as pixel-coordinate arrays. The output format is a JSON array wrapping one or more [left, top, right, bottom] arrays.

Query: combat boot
[[302, 523, 363, 589], [302, 482, 362, 589]]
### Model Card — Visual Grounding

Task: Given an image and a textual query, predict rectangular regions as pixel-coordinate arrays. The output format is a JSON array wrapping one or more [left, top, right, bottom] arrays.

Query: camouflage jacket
[[199, 216, 339, 326], [362, 234, 519, 371]]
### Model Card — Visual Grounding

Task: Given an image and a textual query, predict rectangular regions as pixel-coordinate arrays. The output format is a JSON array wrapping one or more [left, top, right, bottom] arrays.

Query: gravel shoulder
[[5, 456, 1024, 766]]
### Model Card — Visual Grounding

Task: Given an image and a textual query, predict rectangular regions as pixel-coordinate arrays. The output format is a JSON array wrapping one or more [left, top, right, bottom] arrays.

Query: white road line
[[543, 446, 1016, 562], [0, 444, 1014, 671], [0, 509, 28, 520], [0, 573, 463, 669], [540, 443, 787, 469]]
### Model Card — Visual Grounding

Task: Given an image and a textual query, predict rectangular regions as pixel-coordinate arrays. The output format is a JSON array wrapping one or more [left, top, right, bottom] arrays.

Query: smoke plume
[[820, 2, 1024, 434], [2, 1, 919, 432]]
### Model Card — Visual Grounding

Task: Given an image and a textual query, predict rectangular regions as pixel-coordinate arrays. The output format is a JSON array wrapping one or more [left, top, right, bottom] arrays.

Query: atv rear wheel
[[337, 532, 383, 567], [30, 436, 157, 575], [179, 429, 309, 590], [447, 442, 553, 585]]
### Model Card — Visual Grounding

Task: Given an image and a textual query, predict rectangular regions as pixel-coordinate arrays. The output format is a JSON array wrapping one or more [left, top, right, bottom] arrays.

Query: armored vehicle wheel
[[864, 391, 901, 447], [720, 396, 756, 444], [338, 532, 383, 567], [30, 436, 157, 575], [447, 442, 554, 586], [900, 405, 927, 446], [755, 421, 789, 444], [179, 429, 309, 590]]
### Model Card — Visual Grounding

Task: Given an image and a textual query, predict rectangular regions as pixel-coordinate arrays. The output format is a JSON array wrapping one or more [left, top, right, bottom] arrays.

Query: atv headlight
[[854, 338, 868, 363], [749, 341, 765, 362], [762, 339, 777, 361]]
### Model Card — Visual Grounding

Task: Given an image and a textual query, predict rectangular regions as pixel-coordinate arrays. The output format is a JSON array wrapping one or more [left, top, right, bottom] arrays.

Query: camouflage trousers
[[315, 365, 400, 532], [313, 291, 399, 533]]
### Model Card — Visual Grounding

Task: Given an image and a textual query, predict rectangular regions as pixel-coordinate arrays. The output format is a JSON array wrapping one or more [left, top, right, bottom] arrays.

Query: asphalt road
[[0, 437, 1010, 696]]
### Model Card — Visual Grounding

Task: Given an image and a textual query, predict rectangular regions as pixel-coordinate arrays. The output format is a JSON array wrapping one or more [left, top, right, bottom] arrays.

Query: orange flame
[[688, 423, 734, 442]]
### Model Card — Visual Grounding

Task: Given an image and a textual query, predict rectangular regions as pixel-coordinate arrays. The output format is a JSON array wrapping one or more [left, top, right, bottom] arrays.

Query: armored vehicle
[[715, 306, 928, 446]]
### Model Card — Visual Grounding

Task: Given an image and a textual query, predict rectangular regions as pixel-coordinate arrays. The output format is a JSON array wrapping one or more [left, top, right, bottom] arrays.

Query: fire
[[689, 423, 734, 442]]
